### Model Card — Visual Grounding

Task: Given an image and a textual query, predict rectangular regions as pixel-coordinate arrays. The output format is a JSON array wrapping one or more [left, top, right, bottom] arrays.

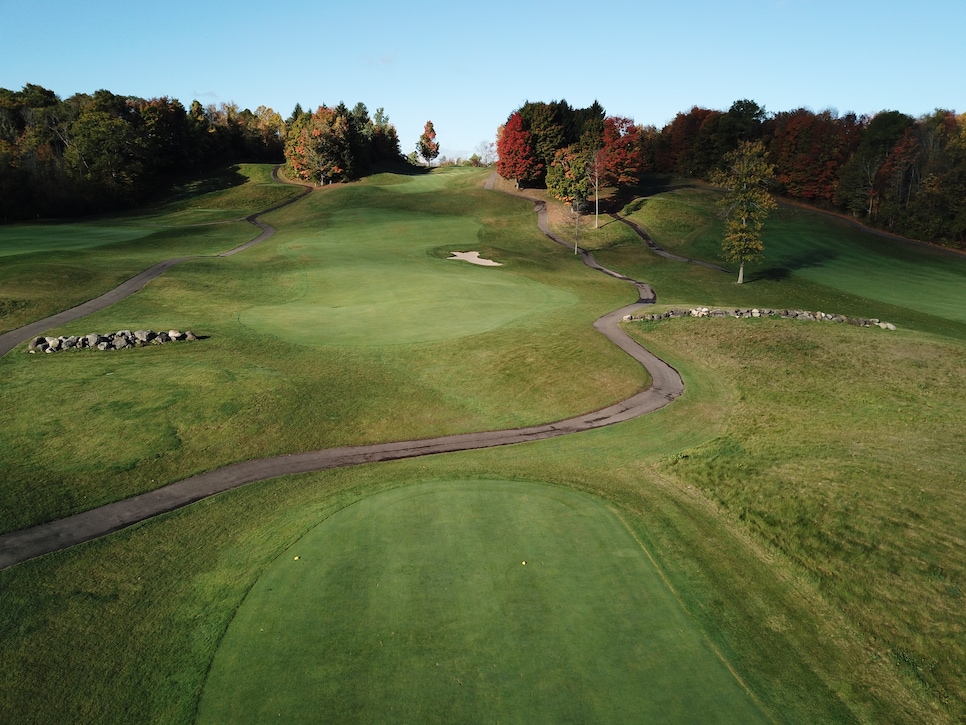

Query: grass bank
[[0, 164, 302, 334]]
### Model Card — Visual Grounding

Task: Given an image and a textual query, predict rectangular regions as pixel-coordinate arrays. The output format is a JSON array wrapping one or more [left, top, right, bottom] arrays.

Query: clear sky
[[2, 0, 963, 160]]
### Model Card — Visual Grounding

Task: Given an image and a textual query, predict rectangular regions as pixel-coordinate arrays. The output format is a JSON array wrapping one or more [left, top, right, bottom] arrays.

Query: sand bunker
[[448, 251, 502, 266]]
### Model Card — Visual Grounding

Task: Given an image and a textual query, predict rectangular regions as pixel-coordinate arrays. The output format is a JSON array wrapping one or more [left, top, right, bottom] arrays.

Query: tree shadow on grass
[[369, 159, 431, 177], [748, 248, 836, 282], [161, 165, 249, 203]]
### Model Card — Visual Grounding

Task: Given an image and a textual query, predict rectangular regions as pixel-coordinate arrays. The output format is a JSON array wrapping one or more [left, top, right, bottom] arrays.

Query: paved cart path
[[0, 167, 311, 357], [0, 173, 683, 570]]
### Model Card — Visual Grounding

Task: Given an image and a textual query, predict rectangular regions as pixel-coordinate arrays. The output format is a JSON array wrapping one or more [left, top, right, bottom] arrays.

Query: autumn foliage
[[496, 112, 543, 188], [642, 101, 966, 248], [0, 85, 287, 217], [497, 101, 648, 202], [711, 140, 777, 283], [285, 103, 400, 185], [416, 121, 439, 167]]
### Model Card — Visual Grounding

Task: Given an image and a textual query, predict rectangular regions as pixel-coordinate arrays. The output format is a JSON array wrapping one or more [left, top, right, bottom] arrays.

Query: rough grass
[[0, 169, 643, 531], [0, 164, 303, 334], [627, 317, 966, 722], [1, 168, 964, 724]]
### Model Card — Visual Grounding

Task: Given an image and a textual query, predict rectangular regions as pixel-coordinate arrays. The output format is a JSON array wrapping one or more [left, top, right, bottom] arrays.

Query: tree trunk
[[737, 260, 745, 284]]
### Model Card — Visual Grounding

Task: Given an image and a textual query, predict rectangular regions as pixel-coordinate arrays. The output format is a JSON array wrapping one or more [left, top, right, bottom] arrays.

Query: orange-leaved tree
[[416, 120, 439, 167]]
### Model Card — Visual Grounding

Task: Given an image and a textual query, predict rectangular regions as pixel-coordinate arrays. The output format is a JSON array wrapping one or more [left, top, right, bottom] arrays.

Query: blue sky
[[2, 0, 963, 159]]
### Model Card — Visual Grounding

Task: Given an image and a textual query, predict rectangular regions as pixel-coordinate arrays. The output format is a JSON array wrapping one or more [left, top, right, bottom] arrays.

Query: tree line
[[496, 99, 966, 248], [283, 102, 402, 184], [0, 85, 404, 220]]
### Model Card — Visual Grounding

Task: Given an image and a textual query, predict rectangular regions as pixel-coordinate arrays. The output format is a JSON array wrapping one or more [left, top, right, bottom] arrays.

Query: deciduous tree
[[285, 105, 358, 184], [416, 120, 439, 167], [546, 145, 589, 208], [711, 140, 776, 284], [496, 112, 543, 188]]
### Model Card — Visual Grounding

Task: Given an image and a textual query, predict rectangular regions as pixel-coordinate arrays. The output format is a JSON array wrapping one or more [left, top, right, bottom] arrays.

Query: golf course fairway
[[197, 480, 768, 723]]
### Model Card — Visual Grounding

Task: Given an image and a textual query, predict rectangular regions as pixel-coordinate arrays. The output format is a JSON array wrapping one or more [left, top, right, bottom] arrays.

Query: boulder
[[28, 337, 48, 353]]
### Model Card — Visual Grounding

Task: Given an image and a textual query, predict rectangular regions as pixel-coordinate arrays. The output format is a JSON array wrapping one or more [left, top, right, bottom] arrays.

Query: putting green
[[239, 208, 576, 346], [197, 480, 769, 723]]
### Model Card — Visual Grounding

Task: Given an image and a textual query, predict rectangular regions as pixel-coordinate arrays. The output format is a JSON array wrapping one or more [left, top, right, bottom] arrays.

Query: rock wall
[[624, 308, 897, 330], [27, 329, 199, 354]]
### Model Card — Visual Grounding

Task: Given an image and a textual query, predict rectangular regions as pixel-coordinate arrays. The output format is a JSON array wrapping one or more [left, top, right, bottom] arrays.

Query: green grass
[[197, 480, 769, 724], [0, 168, 642, 531], [0, 164, 303, 334], [627, 318, 966, 723], [1, 168, 965, 724], [584, 178, 966, 339], [239, 206, 576, 346], [0, 225, 156, 258]]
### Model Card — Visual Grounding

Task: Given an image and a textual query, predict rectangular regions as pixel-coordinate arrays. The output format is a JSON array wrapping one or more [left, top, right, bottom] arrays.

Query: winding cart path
[[0, 172, 683, 570]]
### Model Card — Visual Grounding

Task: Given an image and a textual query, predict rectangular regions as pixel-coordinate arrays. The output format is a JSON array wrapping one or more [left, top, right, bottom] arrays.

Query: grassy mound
[[0, 164, 304, 334]]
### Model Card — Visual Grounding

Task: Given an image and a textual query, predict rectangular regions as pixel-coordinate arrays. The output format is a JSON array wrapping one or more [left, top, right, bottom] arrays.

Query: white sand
[[448, 251, 502, 266]]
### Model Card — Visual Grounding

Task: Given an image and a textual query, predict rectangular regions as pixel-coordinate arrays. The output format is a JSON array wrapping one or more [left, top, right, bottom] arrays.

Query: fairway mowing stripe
[[608, 505, 776, 722]]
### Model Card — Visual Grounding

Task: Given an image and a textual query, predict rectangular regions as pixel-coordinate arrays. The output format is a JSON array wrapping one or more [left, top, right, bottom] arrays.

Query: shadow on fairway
[[749, 248, 836, 283], [150, 165, 250, 206]]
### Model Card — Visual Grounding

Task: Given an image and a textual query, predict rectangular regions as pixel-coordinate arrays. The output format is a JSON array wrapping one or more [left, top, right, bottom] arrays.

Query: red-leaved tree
[[601, 116, 643, 186], [496, 112, 543, 188], [416, 120, 439, 167]]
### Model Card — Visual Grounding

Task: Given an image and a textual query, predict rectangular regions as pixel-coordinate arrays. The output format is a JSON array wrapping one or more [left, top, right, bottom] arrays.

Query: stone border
[[624, 307, 897, 330], [27, 329, 199, 354]]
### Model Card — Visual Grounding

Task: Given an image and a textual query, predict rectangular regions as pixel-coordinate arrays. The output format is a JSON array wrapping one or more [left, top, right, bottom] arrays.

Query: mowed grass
[[1, 168, 965, 724], [0, 168, 643, 531], [240, 207, 576, 346], [197, 480, 769, 724], [591, 178, 966, 334], [0, 164, 302, 333]]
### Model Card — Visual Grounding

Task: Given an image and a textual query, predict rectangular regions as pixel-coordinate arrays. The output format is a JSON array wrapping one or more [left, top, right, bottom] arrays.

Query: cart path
[[0, 173, 684, 570], [0, 167, 312, 357], [608, 213, 733, 273]]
